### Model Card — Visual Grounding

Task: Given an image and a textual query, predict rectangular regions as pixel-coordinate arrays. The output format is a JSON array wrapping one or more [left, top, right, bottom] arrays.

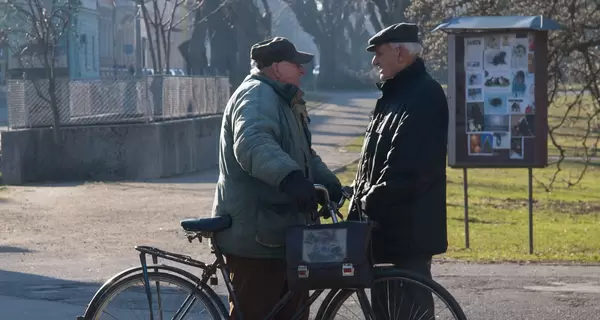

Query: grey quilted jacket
[[211, 73, 340, 259]]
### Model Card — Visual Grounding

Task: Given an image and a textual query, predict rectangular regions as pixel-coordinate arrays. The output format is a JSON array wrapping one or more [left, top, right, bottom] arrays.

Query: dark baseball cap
[[250, 37, 314, 66], [366, 23, 420, 52]]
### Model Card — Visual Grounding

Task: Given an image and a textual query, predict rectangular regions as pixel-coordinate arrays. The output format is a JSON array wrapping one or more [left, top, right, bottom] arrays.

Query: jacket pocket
[[255, 204, 305, 248]]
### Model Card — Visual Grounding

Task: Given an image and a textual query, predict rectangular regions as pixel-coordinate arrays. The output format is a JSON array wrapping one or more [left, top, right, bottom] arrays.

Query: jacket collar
[[247, 73, 304, 106], [376, 57, 427, 92]]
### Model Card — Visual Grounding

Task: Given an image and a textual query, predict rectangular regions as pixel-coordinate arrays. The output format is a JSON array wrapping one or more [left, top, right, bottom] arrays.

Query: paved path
[[1, 91, 600, 319]]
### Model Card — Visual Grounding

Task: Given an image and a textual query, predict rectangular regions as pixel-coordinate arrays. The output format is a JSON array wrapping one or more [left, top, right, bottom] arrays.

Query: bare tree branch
[[406, 0, 600, 190], [4, 0, 79, 143]]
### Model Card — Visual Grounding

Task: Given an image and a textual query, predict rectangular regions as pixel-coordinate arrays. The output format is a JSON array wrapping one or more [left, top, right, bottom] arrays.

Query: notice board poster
[[449, 31, 548, 168]]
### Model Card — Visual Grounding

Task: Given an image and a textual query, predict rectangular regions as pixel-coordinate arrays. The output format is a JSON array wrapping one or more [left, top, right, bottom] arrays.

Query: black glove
[[328, 184, 343, 204], [279, 170, 318, 213], [316, 183, 343, 206]]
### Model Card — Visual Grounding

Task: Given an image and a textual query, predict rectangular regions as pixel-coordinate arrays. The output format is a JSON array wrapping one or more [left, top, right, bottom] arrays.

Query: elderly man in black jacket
[[349, 23, 449, 318]]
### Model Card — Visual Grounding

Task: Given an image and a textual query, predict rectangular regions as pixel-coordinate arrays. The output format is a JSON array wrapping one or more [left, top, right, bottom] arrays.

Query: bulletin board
[[447, 31, 549, 168]]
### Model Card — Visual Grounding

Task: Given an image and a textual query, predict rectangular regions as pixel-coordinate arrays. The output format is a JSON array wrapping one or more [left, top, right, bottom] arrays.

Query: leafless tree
[[283, 0, 372, 89], [182, 0, 271, 87], [366, 0, 412, 30], [407, 0, 600, 190], [4, 0, 80, 143], [138, 0, 204, 73]]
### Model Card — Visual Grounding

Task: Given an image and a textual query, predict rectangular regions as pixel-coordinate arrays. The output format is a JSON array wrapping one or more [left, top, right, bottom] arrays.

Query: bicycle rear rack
[[135, 245, 219, 287], [135, 245, 208, 270]]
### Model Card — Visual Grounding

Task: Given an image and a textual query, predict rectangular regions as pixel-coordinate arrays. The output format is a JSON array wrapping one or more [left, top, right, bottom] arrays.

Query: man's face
[[273, 61, 305, 87], [371, 44, 407, 81]]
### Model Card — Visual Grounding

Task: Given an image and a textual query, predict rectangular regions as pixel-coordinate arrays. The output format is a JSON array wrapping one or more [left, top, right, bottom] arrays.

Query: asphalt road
[[1, 91, 600, 319]]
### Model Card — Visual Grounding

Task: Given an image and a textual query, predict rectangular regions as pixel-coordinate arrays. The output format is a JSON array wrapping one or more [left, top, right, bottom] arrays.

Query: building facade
[[69, 0, 100, 79]]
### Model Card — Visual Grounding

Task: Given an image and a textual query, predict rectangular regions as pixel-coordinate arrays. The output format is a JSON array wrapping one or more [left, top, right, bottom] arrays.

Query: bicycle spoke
[[156, 280, 163, 320], [171, 293, 198, 320], [89, 273, 221, 320], [321, 272, 465, 320]]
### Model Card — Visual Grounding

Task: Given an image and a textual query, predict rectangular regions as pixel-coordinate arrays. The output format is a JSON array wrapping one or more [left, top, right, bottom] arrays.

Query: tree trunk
[[140, 5, 158, 72], [48, 78, 61, 143], [316, 36, 338, 90], [206, 0, 233, 78], [184, 7, 209, 75]]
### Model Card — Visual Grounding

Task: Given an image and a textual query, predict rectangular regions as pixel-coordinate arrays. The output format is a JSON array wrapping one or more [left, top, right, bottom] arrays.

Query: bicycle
[[77, 184, 467, 320]]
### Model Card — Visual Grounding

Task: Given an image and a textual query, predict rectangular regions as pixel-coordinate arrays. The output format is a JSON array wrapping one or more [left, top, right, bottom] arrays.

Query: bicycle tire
[[318, 267, 467, 320], [83, 271, 224, 320]]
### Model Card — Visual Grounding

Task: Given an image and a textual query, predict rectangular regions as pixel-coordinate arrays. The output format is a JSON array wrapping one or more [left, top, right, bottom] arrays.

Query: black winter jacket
[[350, 58, 449, 261]]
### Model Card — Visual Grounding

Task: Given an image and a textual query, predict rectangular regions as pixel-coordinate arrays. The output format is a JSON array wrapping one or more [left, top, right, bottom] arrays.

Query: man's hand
[[279, 171, 318, 213]]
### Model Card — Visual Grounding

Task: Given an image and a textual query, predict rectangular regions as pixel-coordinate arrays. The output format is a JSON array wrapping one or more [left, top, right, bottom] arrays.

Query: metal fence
[[5, 75, 231, 129]]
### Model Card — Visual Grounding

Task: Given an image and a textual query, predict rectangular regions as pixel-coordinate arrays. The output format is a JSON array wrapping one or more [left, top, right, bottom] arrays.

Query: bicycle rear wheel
[[83, 271, 223, 319], [318, 267, 466, 320]]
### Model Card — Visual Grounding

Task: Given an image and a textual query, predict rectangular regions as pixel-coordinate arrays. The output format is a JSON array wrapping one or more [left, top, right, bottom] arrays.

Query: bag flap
[[285, 221, 373, 268]]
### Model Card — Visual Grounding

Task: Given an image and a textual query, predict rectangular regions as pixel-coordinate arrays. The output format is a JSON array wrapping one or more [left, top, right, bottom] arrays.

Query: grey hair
[[250, 59, 261, 74], [389, 42, 423, 57]]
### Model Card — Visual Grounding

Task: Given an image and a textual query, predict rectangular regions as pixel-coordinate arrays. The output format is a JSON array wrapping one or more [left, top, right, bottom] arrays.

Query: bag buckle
[[342, 263, 354, 276], [297, 265, 309, 278]]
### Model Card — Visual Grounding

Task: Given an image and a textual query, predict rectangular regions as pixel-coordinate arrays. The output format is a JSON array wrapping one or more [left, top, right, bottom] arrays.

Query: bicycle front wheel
[[318, 267, 467, 320], [83, 271, 224, 320]]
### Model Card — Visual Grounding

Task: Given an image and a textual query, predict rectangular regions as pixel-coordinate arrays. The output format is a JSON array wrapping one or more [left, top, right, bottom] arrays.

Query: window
[[81, 34, 88, 71], [92, 35, 96, 71]]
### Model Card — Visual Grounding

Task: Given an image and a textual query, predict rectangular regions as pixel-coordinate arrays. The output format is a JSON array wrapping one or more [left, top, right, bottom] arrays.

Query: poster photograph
[[465, 37, 484, 70], [525, 72, 535, 96], [483, 93, 509, 114], [466, 72, 484, 86], [527, 52, 535, 73], [466, 88, 483, 102], [484, 35, 501, 49], [510, 137, 524, 159], [508, 98, 525, 113], [511, 70, 528, 98], [469, 133, 494, 156], [484, 115, 510, 132], [484, 70, 511, 90], [493, 133, 510, 149], [483, 48, 511, 70], [510, 115, 535, 137], [511, 34, 529, 69], [466, 102, 484, 132]]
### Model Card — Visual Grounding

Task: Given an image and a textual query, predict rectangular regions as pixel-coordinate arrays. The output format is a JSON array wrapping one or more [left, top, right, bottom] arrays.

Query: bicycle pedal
[[210, 276, 218, 286]]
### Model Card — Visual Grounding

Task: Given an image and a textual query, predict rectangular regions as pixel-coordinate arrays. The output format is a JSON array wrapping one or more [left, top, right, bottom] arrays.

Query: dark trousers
[[225, 254, 309, 320], [371, 256, 435, 320]]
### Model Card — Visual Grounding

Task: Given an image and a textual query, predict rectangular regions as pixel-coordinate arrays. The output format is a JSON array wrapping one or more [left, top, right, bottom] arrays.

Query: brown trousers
[[225, 254, 309, 320]]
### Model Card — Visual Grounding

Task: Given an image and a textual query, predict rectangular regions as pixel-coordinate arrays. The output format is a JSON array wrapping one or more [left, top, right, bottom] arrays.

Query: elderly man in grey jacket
[[211, 37, 342, 320]]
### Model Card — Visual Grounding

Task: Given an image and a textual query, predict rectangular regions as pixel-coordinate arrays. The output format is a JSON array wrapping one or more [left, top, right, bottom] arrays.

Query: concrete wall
[[0, 115, 221, 185]]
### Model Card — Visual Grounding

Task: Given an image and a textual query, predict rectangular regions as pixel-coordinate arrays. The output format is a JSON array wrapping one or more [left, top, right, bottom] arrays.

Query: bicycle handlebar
[[313, 184, 353, 223]]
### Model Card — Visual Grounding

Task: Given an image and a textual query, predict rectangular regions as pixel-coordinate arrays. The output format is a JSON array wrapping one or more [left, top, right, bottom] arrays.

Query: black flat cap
[[366, 23, 420, 52], [251, 37, 314, 66]]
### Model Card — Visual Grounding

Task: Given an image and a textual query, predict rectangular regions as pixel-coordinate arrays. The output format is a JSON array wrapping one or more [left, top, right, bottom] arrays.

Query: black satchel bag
[[285, 220, 375, 291]]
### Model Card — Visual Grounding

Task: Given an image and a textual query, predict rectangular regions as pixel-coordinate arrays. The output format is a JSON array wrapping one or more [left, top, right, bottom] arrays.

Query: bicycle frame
[[134, 240, 330, 320], [133, 184, 375, 320]]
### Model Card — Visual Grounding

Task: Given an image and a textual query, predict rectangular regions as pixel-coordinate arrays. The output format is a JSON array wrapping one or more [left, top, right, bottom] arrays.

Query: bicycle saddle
[[180, 215, 232, 232]]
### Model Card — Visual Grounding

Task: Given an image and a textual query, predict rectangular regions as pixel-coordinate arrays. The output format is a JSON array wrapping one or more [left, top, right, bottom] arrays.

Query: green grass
[[339, 136, 365, 153], [548, 94, 599, 158], [335, 137, 600, 263], [336, 161, 600, 263]]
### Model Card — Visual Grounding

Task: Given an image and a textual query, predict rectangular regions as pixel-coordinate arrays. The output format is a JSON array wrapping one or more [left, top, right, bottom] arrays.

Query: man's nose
[[371, 56, 378, 67], [299, 64, 305, 75]]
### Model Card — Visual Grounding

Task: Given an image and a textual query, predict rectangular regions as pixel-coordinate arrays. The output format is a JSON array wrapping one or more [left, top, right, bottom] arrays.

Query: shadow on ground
[[0, 246, 32, 253], [0, 268, 229, 319]]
